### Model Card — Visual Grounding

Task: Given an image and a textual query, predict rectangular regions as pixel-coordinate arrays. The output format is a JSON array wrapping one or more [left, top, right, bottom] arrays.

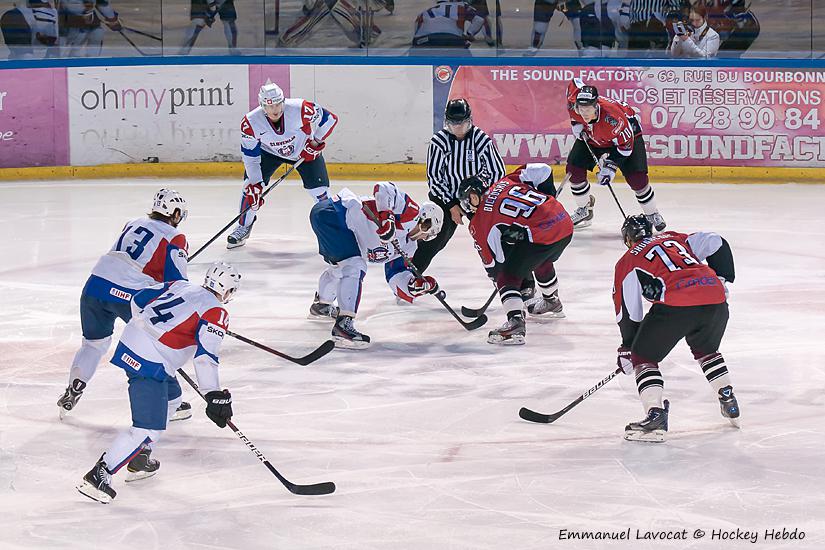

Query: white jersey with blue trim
[[240, 99, 338, 183], [88, 217, 188, 302], [335, 181, 420, 264], [112, 281, 228, 392], [16, 3, 58, 53]]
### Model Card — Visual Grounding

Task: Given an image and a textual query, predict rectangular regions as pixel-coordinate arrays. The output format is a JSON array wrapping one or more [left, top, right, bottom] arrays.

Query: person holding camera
[[669, 6, 719, 58]]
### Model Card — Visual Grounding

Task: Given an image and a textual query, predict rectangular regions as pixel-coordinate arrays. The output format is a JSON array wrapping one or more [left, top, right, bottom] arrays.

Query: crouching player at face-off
[[308, 181, 444, 349], [77, 262, 241, 504], [460, 163, 574, 345], [615, 215, 739, 443]]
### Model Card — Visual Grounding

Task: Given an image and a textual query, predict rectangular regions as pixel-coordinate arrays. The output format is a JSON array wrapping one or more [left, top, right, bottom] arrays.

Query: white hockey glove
[[617, 346, 633, 375], [719, 276, 730, 299], [572, 122, 586, 140], [597, 153, 618, 186]]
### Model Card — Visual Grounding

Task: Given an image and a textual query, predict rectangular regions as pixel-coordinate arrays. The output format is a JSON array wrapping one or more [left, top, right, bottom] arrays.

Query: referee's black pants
[[412, 200, 457, 273]]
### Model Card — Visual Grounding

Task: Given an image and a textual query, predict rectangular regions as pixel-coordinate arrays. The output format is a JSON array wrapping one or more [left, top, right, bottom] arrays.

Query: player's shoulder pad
[[170, 232, 189, 254], [202, 306, 229, 332], [241, 115, 256, 137]]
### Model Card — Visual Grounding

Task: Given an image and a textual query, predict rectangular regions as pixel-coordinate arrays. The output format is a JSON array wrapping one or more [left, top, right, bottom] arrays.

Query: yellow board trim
[[0, 162, 823, 183]]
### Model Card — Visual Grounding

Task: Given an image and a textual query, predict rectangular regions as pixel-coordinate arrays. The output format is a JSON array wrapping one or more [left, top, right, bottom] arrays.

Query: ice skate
[[488, 313, 526, 345], [645, 212, 666, 232], [77, 455, 116, 503], [332, 315, 371, 349], [227, 223, 253, 249], [125, 448, 160, 482], [169, 401, 192, 422], [718, 386, 740, 428], [57, 379, 86, 419], [624, 400, 669, 443], [571, 195, 595, 228], [308, 293, 339, 321], [527, 291, 565, 320]]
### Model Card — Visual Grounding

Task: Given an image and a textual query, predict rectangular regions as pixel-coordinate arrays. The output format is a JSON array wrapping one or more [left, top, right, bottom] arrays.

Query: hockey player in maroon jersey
[[565, 79, 666, 231], [460, 163, 573, 345], [614, 215, 739, 442]]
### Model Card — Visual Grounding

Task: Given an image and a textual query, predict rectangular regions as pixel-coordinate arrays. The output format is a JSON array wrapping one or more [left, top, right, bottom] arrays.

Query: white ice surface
[[0, 179, 824, 550]]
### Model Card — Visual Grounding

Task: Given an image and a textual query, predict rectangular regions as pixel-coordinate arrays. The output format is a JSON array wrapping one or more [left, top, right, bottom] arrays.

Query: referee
[[412, 98, 506, 272]]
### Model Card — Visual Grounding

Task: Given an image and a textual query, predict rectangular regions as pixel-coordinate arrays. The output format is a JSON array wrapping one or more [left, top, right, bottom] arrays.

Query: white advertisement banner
[[68, 65, 249, 165]]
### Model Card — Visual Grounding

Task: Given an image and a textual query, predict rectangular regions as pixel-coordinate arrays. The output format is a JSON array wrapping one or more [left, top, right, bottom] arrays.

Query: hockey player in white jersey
[[227, 82, 339, 249], [0, 1, 58, 60], [76, 262, 240, 504], [57, 189, 190, 420], [412, 0, 485, 48], [308, 182, 444, 349], [57, 0, 123, 57]]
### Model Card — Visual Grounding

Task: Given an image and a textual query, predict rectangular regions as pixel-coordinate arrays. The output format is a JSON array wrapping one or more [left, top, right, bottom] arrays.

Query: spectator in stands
[[669, 6, 719, 58]]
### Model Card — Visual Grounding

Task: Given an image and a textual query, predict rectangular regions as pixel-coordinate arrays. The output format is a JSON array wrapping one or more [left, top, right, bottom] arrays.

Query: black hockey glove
[[205, 389, 233, 428], [501, 225, 527, 247]]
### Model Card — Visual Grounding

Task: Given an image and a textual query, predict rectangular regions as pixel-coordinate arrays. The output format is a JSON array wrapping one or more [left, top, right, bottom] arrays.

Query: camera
[[673, 21, 691, 36]]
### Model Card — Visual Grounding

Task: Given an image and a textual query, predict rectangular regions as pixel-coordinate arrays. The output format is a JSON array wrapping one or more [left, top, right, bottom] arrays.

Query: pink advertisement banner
[[247, 65, 291, 109], [0, 68, 69, 168], [442, 66, 825, 168]]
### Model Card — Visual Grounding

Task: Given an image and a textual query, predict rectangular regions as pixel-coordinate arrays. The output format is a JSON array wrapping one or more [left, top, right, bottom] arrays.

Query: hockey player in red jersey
[[565, 79, 666, 231], [460, 163, 573, 345], [614, 215, 739, 442]]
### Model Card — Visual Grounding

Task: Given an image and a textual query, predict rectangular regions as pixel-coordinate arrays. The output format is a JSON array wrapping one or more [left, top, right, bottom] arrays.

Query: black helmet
[[621, 215, 653, 243], [445, 98, 472, 124], [575, 85, 599, 107], [458, 175, 487, 215]]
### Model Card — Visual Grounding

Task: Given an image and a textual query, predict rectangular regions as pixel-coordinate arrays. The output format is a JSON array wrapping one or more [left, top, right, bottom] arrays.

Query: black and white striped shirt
[[426, 126, 506, 207], [630, 0, 682, 24]]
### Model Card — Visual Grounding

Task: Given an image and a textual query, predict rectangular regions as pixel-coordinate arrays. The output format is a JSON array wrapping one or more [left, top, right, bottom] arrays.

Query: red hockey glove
[[300, 140, 326, 162], [376, 210, 395, 241], [244, 181, 265, 210], [408, 276, 439, 297], [617, 346, 633, 375]]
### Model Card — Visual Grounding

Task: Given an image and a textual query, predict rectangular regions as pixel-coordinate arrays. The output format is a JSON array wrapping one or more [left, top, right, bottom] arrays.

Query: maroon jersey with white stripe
[[613, 232, 726, 320], [567, 80, 641, 155]]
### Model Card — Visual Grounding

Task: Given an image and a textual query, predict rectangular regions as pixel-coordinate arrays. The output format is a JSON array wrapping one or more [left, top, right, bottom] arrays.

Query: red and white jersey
[[613, 231, 727, 323], [335, 181, 421, 264], [567, 80, 641, 156], [240, 99, 338, 182], [468, 173, 573, 269], [118, 280, 228, 391], [91, 216, 188, 292]]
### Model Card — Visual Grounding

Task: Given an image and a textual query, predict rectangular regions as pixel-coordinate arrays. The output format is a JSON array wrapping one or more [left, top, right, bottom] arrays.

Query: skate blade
[[333, 336, 371, 350], [624, 429, 666, 443], [487, 334, 526, 346], [573, 219, 593, 230], [169, 410, 192, 422], [76, 481, 113, 504], [307, 313, 336, 322], [59, 406, 70, 420], [125, 469, 158, 483], [528, 310, 566, 321], [727, 416, 741, 428], [226, 240, 246, 250]]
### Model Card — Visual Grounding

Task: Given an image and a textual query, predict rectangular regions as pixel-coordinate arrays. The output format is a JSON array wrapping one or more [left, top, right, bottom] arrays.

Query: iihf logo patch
[[466, 149, 475, 162], [278, 144, 295, 157], [435, 66, 453, 83]]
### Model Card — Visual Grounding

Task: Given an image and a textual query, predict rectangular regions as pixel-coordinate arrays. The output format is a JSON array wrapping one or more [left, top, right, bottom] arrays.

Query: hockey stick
[[227, 330, 335, 366], [117, 30, 150, 56], [189, 158, 305, 261], [519, 367, 622, 424], [361, 208, 488, 331], [176, 368, 336, 496], [461, 287, 497, 318], [123, 26, 162, 41], [581, 139, 628, 219]]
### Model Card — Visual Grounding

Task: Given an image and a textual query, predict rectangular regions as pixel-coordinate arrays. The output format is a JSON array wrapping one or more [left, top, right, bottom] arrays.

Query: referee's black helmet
[[445, 98, 472, 124]]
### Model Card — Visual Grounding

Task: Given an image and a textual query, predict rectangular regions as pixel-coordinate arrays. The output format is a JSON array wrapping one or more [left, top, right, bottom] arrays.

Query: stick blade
[[287, 481, 336, 496], [461, 305, 485, 318], [463, 313, 488, 331], [518, 407, 553, 424], [294, 339, 336, 366]]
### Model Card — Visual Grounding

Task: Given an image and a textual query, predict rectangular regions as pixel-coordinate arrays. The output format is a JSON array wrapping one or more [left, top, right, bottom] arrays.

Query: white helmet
[[414, 201, 444, 241], [258, 83, 285, 109], [203, 261, 241, 304], [519, 163, 553, 188], [152, 188, 188, 222]]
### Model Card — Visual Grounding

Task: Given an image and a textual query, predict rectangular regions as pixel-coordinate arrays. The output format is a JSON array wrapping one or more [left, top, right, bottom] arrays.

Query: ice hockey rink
[[1, 177, 824, 549]]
